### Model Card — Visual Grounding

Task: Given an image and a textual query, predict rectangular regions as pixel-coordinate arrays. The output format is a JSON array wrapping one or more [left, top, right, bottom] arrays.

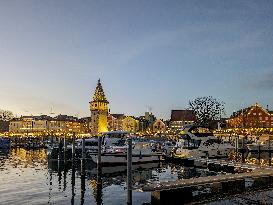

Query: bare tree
[[0, 109, 14, 121], [189, 96, 225, 128]]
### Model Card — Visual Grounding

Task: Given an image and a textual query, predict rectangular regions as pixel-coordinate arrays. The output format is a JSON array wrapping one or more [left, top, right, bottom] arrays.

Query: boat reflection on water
[[47, 156, 161, 204]]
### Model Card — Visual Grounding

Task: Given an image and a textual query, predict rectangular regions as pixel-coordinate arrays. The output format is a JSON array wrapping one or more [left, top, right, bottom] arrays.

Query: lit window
[[253, 113, 256, 115], [265, 117, 268, 120], [259, 113, 262, 116]]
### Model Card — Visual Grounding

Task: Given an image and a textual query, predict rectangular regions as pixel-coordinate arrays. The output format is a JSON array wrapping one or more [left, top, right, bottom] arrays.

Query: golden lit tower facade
[[89, 79, 109, 136]]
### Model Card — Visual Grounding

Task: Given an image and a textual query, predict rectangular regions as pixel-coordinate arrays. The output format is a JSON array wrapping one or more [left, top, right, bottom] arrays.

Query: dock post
[[96, 163, 102, 205], [269, 138, 271, 166], [80, 163, 86, 205], [96, 136, 103, 205], [64, 135, 67, 162], [80, 138, 86, 199], [97, 137, 102, 165], [235, 136, 238, 159], [242, 137, 245, 163], [258, 141, 261, 165], [72, 133, 76, 159], [82, 138, 86, 160], [127, 137, 132, 205], [71, 152, 76, 205]]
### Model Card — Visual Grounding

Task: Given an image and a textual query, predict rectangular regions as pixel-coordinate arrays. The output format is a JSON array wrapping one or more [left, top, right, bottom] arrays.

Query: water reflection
[[1, 148, 272, 205]]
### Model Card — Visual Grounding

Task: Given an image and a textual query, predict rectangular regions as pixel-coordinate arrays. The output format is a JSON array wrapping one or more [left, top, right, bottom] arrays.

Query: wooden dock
[[141, 158, 273, 205]]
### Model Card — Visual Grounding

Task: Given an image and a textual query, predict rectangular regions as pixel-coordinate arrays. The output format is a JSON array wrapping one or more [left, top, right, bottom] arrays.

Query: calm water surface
[[0, 148, 219, 205]]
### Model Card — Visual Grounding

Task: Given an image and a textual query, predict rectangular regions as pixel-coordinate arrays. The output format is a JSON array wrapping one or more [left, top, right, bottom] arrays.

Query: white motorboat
[[89, 131, 164, 164], [174, 125, 234, 158]]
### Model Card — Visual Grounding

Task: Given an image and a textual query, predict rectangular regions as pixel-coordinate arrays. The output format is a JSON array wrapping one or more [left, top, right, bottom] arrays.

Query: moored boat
[[174, 125, 234, 159], [88, 131, 165, 164]]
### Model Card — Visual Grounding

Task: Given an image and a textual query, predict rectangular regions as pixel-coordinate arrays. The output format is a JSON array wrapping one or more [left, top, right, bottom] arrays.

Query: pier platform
[[141, 158, 273, 205]]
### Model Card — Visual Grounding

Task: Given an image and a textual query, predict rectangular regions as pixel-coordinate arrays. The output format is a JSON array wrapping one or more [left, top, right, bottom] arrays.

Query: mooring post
[[269, 138, 271, 166], [72, 133, 76, 159], [258, 141, 261, 165], [235, 135, 238, 159], [82, 138, 86, 160], [71, 153, 76, 205], [96, 163, 102, 205], [64, 135, 67, 162], [241, 137, 245, 163], [80, 164, 86, 205], [127, 137, 132, 205], [97, 137, 102, 165], [80, 138, 86, 183], [96, 136, 103, 205]]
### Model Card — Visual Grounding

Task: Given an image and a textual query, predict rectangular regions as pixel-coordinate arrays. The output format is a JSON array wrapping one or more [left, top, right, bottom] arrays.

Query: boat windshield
[[183, 139, 201, 149]]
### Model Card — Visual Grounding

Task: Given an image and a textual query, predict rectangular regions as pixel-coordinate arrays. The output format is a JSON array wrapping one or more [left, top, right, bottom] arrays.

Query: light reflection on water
[[2, 148, 265, 205]]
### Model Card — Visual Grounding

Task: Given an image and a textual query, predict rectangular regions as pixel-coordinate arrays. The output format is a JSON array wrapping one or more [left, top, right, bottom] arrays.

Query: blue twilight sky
[[0, 0, 273, 119]]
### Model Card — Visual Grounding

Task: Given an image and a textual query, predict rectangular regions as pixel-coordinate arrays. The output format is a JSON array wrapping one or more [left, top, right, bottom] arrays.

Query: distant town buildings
[[227, 103, 273, 128], [5, 78, 273, 136], [9, 115, 88, 134]]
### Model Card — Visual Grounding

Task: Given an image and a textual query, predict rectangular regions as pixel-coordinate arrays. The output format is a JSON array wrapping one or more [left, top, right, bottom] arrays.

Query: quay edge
[[142, 170, 273, 205]]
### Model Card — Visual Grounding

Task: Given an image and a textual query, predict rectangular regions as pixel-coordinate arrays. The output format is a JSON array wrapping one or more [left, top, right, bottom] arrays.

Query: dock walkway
[[141, 158, 273, 205]]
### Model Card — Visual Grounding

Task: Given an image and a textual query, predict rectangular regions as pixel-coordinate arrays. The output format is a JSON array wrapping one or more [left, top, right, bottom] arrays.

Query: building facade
[[152, 119, 166, 133], [9, 115, 86, 134], [89, 79, 109, 136], [122, 116, 139, 133], [227, 103, 273, 128], [170, 110, 196, 131], [108, 114, 124, 131]]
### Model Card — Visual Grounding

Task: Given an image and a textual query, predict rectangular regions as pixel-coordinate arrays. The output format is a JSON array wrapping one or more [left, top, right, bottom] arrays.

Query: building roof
[[91, 79, 108, 103], [230, 103, 273, 118], [111, 114, 124, 119], [170, 110, 196, 121]]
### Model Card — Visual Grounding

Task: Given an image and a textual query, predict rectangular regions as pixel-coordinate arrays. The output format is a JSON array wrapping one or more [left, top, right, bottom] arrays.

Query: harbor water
[[1, 147, 273, 205], [0, 147, 220, 205]]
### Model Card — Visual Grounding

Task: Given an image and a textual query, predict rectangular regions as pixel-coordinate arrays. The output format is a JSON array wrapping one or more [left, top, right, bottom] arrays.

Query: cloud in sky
[[246, 71, 273, 90]]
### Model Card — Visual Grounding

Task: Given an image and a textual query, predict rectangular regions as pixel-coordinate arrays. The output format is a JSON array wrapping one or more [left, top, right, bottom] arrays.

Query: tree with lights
[[189, 96, 225, 129]]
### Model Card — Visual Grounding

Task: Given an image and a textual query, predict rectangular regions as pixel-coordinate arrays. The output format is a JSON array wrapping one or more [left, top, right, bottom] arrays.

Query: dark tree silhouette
[[189, 96, 225, 128], [0, 109, 14, 121]]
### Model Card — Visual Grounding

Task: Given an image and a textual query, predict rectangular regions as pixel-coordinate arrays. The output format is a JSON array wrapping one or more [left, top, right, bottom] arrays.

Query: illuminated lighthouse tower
[[89, 79, 109, 136]]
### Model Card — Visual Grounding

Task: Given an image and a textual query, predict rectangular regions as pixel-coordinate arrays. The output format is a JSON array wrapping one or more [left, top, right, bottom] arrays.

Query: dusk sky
[[0, 0, 272, 119]]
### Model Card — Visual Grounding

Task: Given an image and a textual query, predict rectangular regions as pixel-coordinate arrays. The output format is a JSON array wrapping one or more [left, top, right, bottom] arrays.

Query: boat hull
[[90, 153, 164, 165]]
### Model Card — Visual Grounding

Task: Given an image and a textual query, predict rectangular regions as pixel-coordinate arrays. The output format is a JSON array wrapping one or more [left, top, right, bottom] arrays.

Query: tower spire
[[89, 79, 109, 135], [92, 79, 108, 103]]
